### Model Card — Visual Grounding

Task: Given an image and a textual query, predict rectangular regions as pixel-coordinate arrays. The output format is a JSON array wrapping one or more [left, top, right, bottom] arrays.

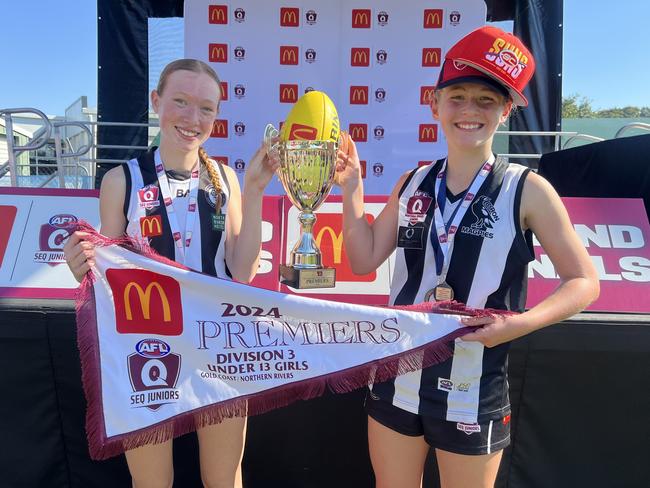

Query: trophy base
[[280, 265, 336, 289]]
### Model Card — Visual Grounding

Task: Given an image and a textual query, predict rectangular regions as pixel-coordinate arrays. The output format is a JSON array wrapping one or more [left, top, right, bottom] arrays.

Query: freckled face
[[431, 82, 512, 149], [151, 70, 221, 153]]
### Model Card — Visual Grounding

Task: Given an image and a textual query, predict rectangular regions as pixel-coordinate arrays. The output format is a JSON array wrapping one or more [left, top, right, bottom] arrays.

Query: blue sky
[[0, 0, 648, 115]]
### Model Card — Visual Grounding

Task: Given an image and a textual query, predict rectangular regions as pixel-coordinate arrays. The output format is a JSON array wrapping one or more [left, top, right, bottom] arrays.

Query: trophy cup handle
[[264, 124, 279, 155]]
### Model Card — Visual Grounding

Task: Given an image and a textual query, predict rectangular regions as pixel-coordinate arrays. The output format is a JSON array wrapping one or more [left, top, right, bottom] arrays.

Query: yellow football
[[280, 90, 340, 142]]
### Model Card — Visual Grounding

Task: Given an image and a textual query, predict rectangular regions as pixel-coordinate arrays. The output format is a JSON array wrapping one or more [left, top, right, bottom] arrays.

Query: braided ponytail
[[198, 146, 223, 216]]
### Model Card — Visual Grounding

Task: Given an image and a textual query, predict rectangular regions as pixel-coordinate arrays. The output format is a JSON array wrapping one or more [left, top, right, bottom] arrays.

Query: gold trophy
[[264, 91, 340, 288]]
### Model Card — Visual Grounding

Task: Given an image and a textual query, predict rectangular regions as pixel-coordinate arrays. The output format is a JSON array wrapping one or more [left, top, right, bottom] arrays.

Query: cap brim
[[453, 58, 528, 106]]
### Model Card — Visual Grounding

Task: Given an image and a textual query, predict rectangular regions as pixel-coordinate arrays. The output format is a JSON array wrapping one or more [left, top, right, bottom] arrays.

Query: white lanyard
[[154, 150, 200, 264], [431, 155, 495, 284]]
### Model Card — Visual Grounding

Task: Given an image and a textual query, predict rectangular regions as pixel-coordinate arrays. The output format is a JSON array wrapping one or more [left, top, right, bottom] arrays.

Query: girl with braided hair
[[64, 58, 278, 488]]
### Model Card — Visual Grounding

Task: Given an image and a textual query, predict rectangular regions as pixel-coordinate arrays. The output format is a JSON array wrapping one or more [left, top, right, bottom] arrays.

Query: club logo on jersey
[[204, 184, 226, 208], [456, 423, 481, 435], [138, 185, 160, 209], [461, 196, 499, 239], [437, 377, 470, 393], [397, 225, 425, 249], [405, 193, 432, 224]]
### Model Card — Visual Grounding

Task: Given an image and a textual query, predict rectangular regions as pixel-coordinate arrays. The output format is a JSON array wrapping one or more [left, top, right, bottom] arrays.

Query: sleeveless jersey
[[122, 148, 231, 278], [373, 156, 533, 423]]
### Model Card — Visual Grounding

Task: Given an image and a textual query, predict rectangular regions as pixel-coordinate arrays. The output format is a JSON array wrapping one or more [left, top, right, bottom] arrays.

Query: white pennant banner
[[76, 231, 468, 459]]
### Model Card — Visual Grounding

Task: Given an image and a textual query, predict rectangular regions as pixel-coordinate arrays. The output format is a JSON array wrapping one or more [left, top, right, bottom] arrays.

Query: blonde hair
[[157, 59, 225, 217]]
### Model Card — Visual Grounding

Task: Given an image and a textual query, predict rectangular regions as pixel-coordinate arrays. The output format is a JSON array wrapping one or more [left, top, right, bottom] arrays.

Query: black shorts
[[366, 393, 510, 455]]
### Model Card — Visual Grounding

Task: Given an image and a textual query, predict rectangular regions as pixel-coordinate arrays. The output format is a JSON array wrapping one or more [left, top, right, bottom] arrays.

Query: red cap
[[436, 26, 535, 106]]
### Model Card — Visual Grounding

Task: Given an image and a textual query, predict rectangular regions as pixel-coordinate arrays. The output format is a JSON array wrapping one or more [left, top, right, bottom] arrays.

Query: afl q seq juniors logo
[[128, 338, 181, 410], [34, 214, 78, 265]]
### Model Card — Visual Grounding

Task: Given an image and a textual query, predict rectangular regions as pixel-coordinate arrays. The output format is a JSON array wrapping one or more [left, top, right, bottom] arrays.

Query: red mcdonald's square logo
[[420, 86, 436, 105], [279, 84, 299, 103], [0, 205, 17, 268], [209, 43, 228, 63], [220, 81, 228, 101], [422, 48, 442, 67], [280, 7, 300, 26], [351, 47, 370, 67], [208, 5, 228, 24], [314, 213, 376, 281], [419, 124, 438, 142], [352, 9, 371, 28], [211, 119, 228, 138], [359, 160, 367, 179], [418, 160, 433, 167], [280, 46, 299, 65], [423, 9, 443, 28], [212, 156, 229, 166], [349, 123, 368, 142], [350, 86, 369, 105], [106, 268, 183, 336]]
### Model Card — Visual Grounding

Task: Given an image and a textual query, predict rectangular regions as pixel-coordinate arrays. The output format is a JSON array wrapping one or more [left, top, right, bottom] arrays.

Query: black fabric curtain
[[509, 1, 564, 166], [96, 0, 183, 186]]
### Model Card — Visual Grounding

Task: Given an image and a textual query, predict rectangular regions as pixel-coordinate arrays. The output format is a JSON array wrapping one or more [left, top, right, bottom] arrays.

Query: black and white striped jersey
[[122, 148, 231, 278], [374, 156, 533, 423]]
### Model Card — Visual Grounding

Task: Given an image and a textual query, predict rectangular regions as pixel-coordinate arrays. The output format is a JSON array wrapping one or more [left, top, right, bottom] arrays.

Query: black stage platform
[[1, 299, 648, 488]]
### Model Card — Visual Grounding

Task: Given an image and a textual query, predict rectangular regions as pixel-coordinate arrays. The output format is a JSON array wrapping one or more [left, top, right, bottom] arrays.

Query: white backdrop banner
[[184, 0, 485, 195]]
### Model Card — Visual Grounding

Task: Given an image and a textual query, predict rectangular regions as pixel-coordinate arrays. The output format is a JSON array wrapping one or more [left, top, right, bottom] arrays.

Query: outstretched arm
[[460, 171, 600, 346]]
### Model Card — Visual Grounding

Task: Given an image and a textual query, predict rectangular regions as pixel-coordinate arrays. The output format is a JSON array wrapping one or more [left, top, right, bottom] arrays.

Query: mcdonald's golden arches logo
[[279, 84, 298, 103], [280, 7, 299, 26], [209, 43, 228, 63], [106, 269, 183, 335], [211, 119, 228, 138], [314, 213, 376, 281], [419, 124, 438, 142], [349, 123, 368, 142], [208, 5, 228, 24], [280, 46, 299, 65], [219, 81, 228, 101], [351, 48, 370, 67], [423, 9, 443, 28], [422, 48, 441, 67], [140, 215, 163, 238], [350, 86, 369, 105], [420, 86, 436, 105], [351, 8, 371, 28]]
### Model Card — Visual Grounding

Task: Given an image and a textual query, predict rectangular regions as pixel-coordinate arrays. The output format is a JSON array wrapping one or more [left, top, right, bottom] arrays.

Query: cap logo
[[485, 38, 529, 80], [452, 60, 468, 71]]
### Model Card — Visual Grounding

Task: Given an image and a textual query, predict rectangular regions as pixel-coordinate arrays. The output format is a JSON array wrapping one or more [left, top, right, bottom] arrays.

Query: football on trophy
[[280, 90, 340, 142]]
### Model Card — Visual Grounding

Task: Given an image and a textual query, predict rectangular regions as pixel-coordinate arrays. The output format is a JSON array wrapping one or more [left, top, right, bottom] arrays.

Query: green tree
[[562, 94, 593, 118], [563, 94, 650, 118]]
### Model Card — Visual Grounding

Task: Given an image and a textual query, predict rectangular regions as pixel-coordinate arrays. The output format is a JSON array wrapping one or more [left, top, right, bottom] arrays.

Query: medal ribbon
[[430, 156, 495, 282], [154, 150, 200, 265]]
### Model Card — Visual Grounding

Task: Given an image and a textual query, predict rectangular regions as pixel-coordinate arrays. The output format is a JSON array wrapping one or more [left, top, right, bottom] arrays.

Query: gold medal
[[424, 282, 454, 302]]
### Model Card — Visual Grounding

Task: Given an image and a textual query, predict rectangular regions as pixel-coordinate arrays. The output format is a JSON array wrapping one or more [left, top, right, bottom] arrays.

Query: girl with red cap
[[64, 59, 278, 488], [337, 26, 599, 487]]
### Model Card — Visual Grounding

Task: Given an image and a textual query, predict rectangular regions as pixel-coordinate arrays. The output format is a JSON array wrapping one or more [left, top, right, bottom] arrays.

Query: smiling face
[[151, 69, 221, 156], [431, 82, 512, 151]]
